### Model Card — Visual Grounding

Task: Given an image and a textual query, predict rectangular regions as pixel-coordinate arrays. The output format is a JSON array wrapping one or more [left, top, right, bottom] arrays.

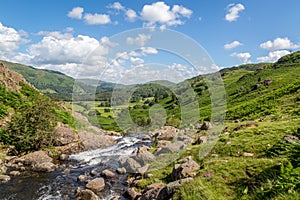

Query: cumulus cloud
[[126, 34, 151, 46], [141, 2, 192, 28], [260, 37, 300, 51], [231, 52, 251, 63], [225, 3, 245, 22], [140, 47, 158, 55], [257, 50, 291, 63], [126, 9, 137, 21], [84, 13, 111, 25], [0, 22, 29, 60], [107, 2, 125, 11], [130, 57, 144, 66], [224, 40, 242, 49], [67, 7, 84, 19]]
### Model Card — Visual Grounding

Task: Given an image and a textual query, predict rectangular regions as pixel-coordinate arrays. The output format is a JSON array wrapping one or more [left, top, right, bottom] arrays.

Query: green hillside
[[75, 52, 300, 199], [0, 63, 75, 154], [0, 60, 95, 101]]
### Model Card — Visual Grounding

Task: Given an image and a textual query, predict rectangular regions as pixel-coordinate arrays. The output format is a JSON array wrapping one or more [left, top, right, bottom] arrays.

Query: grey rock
[[101, 169, 115, 179], [86, 178, 105, 193], [0, 175, 11, 183], [9, 170, 20, 176], [123, 188, 141, 200], [76, 189, 100, 200]]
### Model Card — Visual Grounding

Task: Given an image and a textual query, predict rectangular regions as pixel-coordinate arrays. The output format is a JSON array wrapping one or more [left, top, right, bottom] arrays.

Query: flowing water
[[0, 135, 151, 200]]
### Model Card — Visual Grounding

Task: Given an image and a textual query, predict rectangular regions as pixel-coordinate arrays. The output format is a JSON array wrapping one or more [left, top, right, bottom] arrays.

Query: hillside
[[70, 52, 300, 199], [0, 63, 76, 154], [0, 60, 95, 101]]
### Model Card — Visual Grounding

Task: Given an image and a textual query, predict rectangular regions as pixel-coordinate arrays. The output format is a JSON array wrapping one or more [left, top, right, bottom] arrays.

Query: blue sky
[[0, 0, 299, 83]]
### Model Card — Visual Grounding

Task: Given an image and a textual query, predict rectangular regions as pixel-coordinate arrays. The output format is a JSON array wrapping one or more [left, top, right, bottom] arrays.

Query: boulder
[[246, 121, 257, 127], [116, 167, 126, 174], [282, 135, 299, 143], [123, 188, 141, 200], [17, 150, 57, 172], [0, 165, 7, 174], [132, 146, 155, 165], [59, 154, 69, 161], [86, 178, 105, 193], [200, 122, 212, 130], [101, 169, 115, 179], [119, 157, 141, 173], [78, 131, 115, 150], [156, 140, 171, 148], [156, 178, 193, 200], [9, 170, 20, 176], [76, 189, 100, 200], [155, 126, 179, 140], [156, 141, 185, 155], [54, 125, 77, 145], [193, 135, 207, 145], [171, 157, 200, 181], [243, 152, 254, 157], [137, 164, 149, 176], [0, 174, 11, 183], [32, 162, 57, 172], [78, 175, 89, 182]]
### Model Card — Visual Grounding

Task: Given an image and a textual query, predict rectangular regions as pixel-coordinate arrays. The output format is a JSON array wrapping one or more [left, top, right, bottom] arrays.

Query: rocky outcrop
[[171, 156, 200, 181], [85, 178, 105, 193], [140, 183, 164, 200]]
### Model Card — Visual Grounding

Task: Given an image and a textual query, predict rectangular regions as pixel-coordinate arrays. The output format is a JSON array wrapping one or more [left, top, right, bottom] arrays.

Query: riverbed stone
[[32, 162, 57, 172], [0, 175, 11, 183], [76, 189, 100, 200], [123, 188, 141, 200], [9, 170, 20, 176], [101, 169, 115, 179], [116, 167, 126, 174], [78, 175, 89, 182], [119, 157, 141, 173], [86, 178, 105, 193]]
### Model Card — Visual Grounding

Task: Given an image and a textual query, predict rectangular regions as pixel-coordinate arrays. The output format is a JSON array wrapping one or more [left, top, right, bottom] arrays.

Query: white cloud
[[141, 2, 192, 27], [257, 50, 290, 63], [130, 57, 144, 66], [0, 22, 29, 60], [100, 36, 118, 47], [84, 13, 111, 25], [260, 37, 300, 51], [67, 7, 84, 19], [231, 52, 251, 63], [225, 3, 245, 22], [126, 34, 151, 46], [141, 47, 158, 55], [172, 5, 193, 17], [107, 2, 125, 10], [224, 40, 242, 49], [126, 9, 137, 22]]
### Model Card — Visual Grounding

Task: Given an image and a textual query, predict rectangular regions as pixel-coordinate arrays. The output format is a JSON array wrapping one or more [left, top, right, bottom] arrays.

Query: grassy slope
[[0, 60, 94, 101], [130, 52, 300, 199]]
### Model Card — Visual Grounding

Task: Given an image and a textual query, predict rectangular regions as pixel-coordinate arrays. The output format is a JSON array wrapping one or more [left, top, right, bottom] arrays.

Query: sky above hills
[[0, 0, 299, 83]]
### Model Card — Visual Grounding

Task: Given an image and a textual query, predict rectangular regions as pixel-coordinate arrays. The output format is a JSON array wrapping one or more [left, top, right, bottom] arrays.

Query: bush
[[2, 96, 58, 154]]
